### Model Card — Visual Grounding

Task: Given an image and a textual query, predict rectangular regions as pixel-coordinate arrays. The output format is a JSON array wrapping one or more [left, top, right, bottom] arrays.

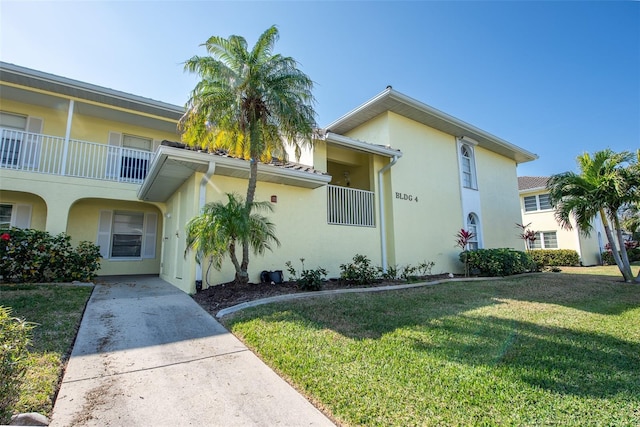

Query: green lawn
[[0, 284, 93, 418], [224, 272, 640, 426]]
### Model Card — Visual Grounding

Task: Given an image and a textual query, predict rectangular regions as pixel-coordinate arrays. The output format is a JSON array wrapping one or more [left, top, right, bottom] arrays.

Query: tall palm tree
[[181, 25, 316, 282], [185, 193, 280, 284], [547, 149, 639, 282]]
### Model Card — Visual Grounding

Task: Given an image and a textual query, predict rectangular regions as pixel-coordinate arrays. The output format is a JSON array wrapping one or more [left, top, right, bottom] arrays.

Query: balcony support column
[[60, 99, 74, 175]]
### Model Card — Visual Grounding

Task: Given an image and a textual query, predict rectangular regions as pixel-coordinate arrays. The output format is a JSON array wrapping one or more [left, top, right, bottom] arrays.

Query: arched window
[[460, 144, 477, 189], [467, 213, 480, 250]]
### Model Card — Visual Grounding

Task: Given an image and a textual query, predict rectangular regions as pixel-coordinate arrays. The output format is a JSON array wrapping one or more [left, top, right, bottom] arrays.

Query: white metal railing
[[0, 128, 153, 183], [327, 184, 375, 227]]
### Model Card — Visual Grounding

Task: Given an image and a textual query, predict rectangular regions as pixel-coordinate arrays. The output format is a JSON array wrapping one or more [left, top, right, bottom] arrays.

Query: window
[[524, 193, 552, 212], [111, 211, 144, 257], [97, 210, 157, 259], [0, 203, 31, 229], [466, 213, 480, 250], [531, 231, 558, 249], [460, 144, 477, 189], [107, 132, 153, 181], [0, 112, 27, 166], [0, 204, 11, 229]]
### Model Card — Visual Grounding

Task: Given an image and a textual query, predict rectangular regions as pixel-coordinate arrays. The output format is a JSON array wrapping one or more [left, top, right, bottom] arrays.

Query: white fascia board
[[323, 132, 402, 158], [1, 61, 184, 116], [518, 186, 548, 194]]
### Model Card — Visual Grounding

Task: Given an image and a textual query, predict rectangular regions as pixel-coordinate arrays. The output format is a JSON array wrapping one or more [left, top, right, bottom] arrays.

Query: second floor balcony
[[2, 128, 378, 229], [0, 128, 153, 183]]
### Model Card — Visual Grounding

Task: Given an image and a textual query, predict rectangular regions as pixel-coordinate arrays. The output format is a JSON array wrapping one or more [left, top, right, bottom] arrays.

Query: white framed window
[[106, 132, 155, 181], [531, 231, 558, 249], [96, 210, 157, 259], [0, 203, 32, 229], [524, 194, 552, 212], [460, 144, 477, 190], [466, 213, 480, 250], [122, 134, 153, 152], [0, 204, 12, 229]]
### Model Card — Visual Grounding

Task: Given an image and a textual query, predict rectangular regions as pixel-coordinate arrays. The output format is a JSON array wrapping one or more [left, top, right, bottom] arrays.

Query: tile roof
[[518, 176, 549, 191], [160, 140, 328, 176]]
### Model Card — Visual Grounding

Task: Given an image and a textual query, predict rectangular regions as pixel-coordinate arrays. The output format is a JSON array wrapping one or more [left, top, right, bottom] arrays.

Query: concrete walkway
[[50, 276, 334, 426]]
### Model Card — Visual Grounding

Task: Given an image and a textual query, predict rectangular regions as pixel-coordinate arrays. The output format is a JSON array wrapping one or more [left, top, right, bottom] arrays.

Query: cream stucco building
[[518, 176, 604, 266], [1, 62, 537, 293]]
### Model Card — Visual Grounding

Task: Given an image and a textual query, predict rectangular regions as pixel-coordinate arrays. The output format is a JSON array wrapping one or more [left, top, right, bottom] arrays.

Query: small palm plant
[[455, 228, 476, 277], [185, 193, 280, 284]]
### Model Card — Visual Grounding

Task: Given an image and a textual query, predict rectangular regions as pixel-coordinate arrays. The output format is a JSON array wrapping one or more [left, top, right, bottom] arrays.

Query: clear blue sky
[[1, 1, 638, 177]]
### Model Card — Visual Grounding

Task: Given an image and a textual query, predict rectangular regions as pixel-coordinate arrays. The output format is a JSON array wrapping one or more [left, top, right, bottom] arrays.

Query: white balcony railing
[[0, 128, 153, 183], [327, 184, 375, 227]]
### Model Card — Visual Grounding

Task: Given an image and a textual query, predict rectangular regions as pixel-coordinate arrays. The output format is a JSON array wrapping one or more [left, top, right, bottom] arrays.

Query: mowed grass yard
[[0, 284, 93, 418], [223, 268, 640, 426]]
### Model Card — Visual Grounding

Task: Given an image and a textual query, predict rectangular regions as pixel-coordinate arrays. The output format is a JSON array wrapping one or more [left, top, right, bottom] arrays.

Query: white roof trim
[[323, 132, 402, 158], [325, 87, 537, 164]]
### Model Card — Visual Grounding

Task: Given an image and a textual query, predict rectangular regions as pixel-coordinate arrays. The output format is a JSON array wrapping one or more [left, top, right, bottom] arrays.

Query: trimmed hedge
[[0, 228, 101, 283], [529, 249, 580, 267], [602, 248, 640, 265], [461, 248, 535, 277]]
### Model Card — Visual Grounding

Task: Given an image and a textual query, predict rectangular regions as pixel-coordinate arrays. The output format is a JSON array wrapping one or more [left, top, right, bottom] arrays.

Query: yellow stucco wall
[[160, 175, 199, 293], [475, 147, 522, 249], [68, 198, 163, 276], [163, 173, 382, 293], [344, 112, 465, 274], [1, 98, 69, 136], [0, 190, 47, 230]]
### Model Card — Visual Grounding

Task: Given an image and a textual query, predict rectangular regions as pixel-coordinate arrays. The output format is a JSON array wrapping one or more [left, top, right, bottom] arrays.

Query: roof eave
[[326, 87, 538, 164], [0, 61, 184, 119], [138, 146, 331, 202], [323, 132, 402, 158]]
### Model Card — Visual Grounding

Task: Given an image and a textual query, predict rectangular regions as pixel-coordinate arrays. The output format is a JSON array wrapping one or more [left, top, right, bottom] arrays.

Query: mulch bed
[[193, 274, 456, 316]]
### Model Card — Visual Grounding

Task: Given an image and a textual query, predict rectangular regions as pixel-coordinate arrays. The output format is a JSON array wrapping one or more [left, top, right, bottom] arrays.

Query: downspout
[[378, 155, 399, 272], [195, 161, 216, 287]]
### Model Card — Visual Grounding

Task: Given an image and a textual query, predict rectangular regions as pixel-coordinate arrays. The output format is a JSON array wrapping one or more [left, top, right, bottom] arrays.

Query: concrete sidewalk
[[50, 276, 334, 426]]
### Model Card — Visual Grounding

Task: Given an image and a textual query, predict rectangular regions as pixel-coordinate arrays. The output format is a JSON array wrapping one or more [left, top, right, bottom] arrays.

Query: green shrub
[[0, 228, 101, 283], [285, 259, 327, 291], [462, 248, 535, 277], [0, 306, 34, 424], [378, 264, 399, 281], [529, 249, 580, 267], [340, 254, 379, 286], [601, 248, 640, 265]]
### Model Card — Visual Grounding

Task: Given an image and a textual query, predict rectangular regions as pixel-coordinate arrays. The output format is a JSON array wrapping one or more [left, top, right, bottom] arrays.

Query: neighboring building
[[518, 176, 604, 265], [1, 62, 537, 293]]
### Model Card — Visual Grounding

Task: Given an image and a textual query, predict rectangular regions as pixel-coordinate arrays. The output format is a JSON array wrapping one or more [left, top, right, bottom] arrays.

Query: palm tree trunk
[[612, 214, 634, 280], [228, 240, 246, 283], [601, 209, 633, 282], [238, 122, 261, 284]]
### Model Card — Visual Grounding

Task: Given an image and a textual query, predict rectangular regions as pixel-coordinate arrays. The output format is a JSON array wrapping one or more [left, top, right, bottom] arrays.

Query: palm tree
[[181, 25, 316, 282], [547, 149, 639, 283], [185, 193, 280, 284]]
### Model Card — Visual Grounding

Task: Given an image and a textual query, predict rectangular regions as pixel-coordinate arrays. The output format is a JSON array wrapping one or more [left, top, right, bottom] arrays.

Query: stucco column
[[44, 195, 76, 235]]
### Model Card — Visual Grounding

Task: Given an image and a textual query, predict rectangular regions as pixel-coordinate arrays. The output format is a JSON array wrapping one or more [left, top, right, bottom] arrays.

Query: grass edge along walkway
[[0, 283, 94, 421]]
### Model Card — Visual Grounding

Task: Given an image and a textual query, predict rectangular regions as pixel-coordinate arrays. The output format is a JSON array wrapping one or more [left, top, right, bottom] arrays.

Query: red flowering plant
[[0, 228, 101, 283], [516, 223, 537, 252], [455, 228, 476, 277]]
